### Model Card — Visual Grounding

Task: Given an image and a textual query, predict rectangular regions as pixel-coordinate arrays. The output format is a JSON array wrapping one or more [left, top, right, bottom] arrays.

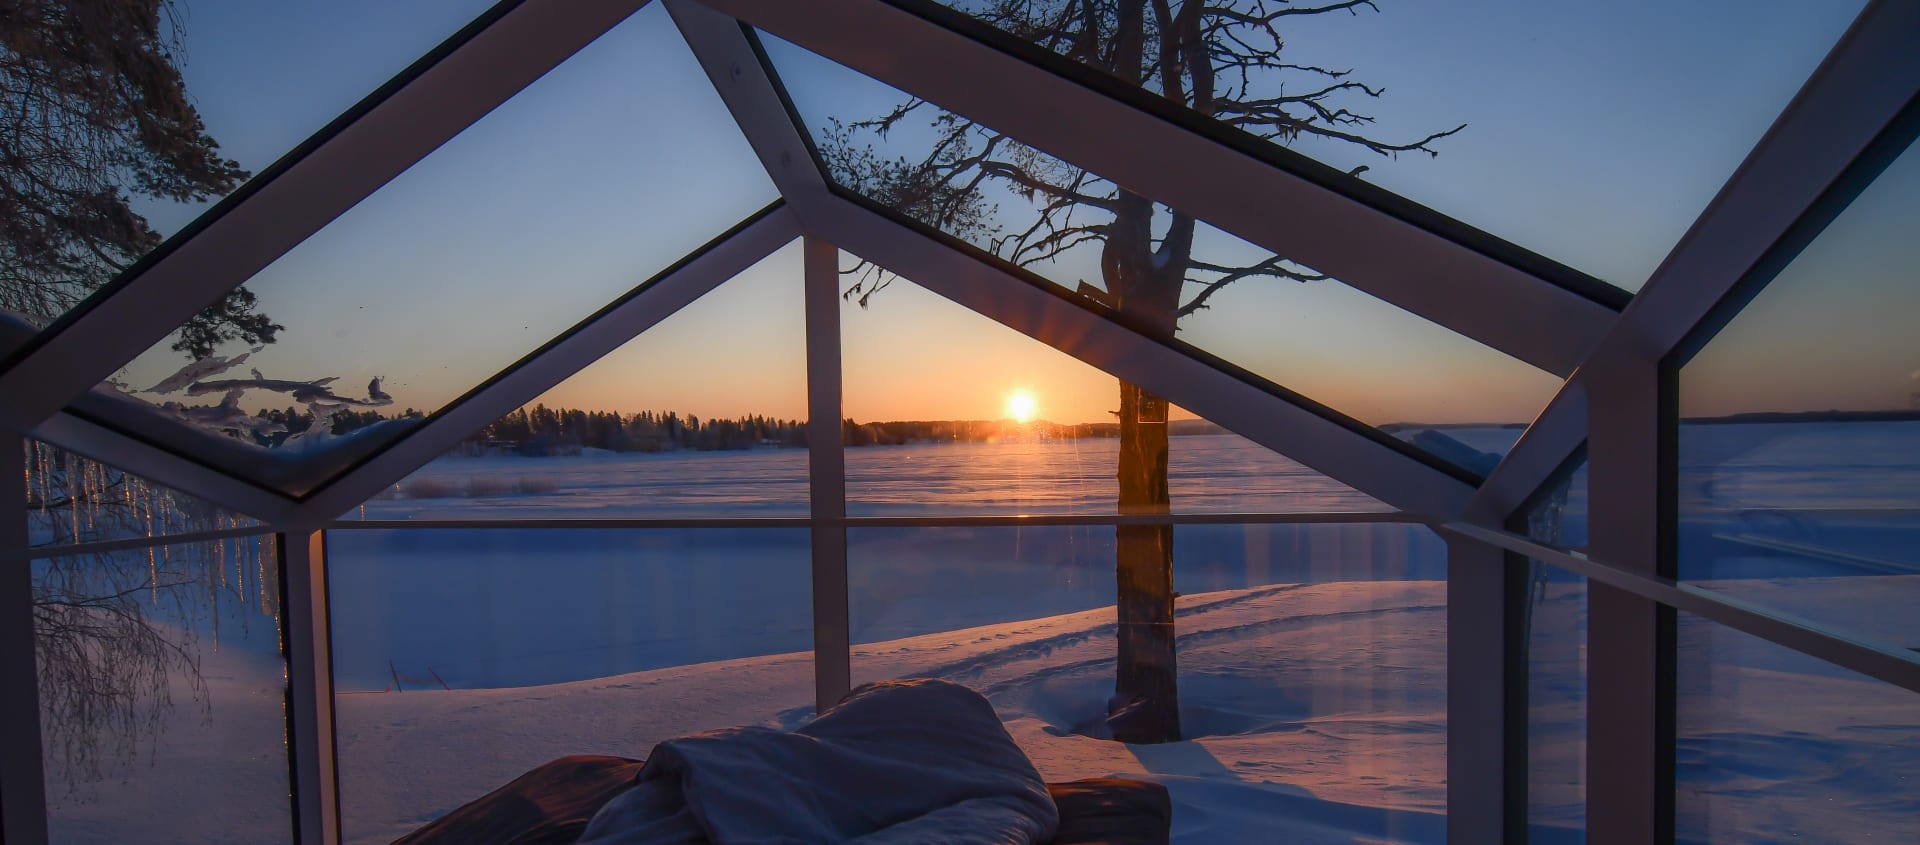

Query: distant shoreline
[[1380, 410, 1920, 430], [1678, 409, 1920, 425], [454, 410, 1920, 459]]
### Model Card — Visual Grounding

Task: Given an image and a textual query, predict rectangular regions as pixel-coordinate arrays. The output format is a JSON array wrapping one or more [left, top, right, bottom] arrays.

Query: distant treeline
[[254, 403, 1919, 458], [446, 407, 1239, 457], [247, 405, 423, 447], [457, 406, 806, 456]]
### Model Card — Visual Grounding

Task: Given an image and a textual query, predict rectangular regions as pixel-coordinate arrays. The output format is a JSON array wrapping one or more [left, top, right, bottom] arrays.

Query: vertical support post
[[804, 237, 851, 713], [281, 531, 340, 845], [1583, 357, 1673, 845], [0, 433, 50, 845], [1444, 529, 1518, 843]]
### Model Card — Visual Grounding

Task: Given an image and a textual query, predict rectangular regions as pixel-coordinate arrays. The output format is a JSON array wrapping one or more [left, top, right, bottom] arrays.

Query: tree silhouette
[[5, 0, 290, 792], [824, 0, 1462, 742], [25, 441, 278, 794], [1, 0, 280, 357]]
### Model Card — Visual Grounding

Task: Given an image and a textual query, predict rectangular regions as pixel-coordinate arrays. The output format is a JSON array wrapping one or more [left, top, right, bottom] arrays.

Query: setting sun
[[1005, 389, 1039, 423]]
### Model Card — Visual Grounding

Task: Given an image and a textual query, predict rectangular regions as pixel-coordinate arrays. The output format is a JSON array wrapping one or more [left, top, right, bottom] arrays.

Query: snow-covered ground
[[330, 579, 1449, 845], [45, 574, 1917, 845], [41, 637, 291, 844], [35, 423, 1920, 844]]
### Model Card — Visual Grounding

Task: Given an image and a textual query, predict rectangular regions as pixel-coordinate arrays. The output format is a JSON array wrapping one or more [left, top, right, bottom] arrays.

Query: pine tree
[[1, 0, 282, 357]]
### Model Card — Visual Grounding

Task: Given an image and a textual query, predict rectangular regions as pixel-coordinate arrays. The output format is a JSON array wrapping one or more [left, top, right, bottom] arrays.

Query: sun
[[1005, 389, 1039, 424]]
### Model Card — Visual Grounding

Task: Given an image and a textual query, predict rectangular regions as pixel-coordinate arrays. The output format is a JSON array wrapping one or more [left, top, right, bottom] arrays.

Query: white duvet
[[577, 679, 1060, 844]]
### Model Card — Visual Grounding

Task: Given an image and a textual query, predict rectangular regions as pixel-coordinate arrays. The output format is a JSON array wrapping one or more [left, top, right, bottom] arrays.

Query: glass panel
[[35, 538, 289, 844], [360, 242, 808, 520], [840, 268, 1389, 516], [1676, 612, 1920, 844], [80, 3, 779, 497], [329, 527, 813, 845], [2, 0, 500, 334], [24, 438, 258, 547], [1677, 135, 1920, 649], [1525, 455, 1588, 841], [849, 522, 1445, 843], [921, 0, 1863, 290], [768, 37, 1560, 473]]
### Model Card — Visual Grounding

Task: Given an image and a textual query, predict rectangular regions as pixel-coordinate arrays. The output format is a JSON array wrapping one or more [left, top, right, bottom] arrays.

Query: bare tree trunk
[[1110, 378, 1181, 743]]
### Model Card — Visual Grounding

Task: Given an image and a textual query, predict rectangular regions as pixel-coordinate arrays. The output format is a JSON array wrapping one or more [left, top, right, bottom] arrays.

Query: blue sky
[[97, 0, 1910, 425]]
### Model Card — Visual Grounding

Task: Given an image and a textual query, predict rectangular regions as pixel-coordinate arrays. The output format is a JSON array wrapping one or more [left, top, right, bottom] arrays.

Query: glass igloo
[[3, 1, 1915, 843]]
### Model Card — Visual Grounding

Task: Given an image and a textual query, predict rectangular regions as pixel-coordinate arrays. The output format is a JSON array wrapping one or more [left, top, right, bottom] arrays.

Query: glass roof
[[364, 242, 809, 520], [8, 0, 1887, 509], [1, 0, 504, 340], [840, 265, 1390, 515], [915, 0, 1867, 292], [1675, 129, 1920, 645], [1678, 133, 1920, 421], [765, 35, 1556, 474], [76, 4, 779, 497]]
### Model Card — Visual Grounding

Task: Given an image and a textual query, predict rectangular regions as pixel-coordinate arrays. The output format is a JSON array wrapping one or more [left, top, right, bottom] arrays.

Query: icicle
[[41, 443, 53, 511], [257, 536, 269, 613], [243, 537, 255, 610], [69, 469, 80, 542], [275, 551, 287, 649], [84, 460, 98, 535], [36, 442, 47, 509], [209, 545, 222, 650], [118, 469, 134, 543]]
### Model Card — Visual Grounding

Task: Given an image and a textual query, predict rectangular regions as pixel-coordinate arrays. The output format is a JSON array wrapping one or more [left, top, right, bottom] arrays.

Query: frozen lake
[[39, 420, 1920, 844], [351, 430, 1419, 520], [328, 421, 1920, 690], [332, 430, 1480, 690]]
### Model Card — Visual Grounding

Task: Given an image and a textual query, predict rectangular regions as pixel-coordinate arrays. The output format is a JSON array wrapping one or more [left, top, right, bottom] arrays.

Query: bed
[[392, 754, 1172, 845]]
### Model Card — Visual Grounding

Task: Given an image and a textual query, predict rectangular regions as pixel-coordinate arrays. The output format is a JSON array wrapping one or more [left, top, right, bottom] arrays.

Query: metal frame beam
[[1596, 0, 1920, 368], [0, 432, 50, 845], [668, 0, 837, 227], [699, 0, 1616, 377], [1443, 531, 1514, 843], [0, 0, 658, 432], [1472, 0, 1920, 520], [289, 206, 801, 525], [1463, 383, 1586, 524], [1582, 358, 1670, 844], [28, 412, 301, 525], [1446, 521, 1920, 698], [804, 238, 852, 713], [1, 526, 275, 564], [281, 531, 340, 845], [813, 194, 1474, 518]]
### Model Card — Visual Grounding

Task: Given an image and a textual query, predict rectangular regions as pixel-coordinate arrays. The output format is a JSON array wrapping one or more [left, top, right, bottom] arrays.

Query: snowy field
[[35, 424, 1920, 843]]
